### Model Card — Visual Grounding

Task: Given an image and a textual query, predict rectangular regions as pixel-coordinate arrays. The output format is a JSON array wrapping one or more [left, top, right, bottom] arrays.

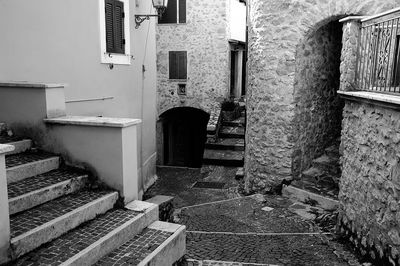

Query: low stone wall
[[339, 100, 400, 264]]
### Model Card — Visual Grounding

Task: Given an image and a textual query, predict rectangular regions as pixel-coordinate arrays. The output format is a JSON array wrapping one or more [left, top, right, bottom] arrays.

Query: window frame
[[158, 0, 186, 25], [99, 0, 131, 65]]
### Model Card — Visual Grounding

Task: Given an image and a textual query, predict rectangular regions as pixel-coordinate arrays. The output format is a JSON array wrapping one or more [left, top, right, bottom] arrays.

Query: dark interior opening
[[160, 107, 209, 168]]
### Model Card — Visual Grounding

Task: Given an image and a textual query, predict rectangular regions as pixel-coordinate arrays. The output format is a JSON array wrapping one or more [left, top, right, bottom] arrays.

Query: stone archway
[[245, 0, 397, 193], [157, 107, 210, 168], [292, 19, 344, 186]]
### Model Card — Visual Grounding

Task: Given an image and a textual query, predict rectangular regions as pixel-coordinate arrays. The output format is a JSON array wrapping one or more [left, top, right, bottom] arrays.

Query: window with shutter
[[159, 0, 186, 24], [169, 51, 187, 80], [99, 0, 130, 64], [105, 0, 125, 54]]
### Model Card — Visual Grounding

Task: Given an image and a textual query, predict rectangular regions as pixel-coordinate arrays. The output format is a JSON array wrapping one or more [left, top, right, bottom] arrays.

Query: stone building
[[246, 0, 400, 263], [156, 0, 246, 167]]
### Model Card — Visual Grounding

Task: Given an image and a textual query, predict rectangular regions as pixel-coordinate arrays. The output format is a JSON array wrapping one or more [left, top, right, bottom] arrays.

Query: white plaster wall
[[0, 0, 158, 194], [229, 0, 246, 42]]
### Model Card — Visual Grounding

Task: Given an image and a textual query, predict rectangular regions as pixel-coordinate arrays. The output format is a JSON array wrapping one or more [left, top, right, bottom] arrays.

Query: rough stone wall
[[339, 101, 400, 263], [156, 0, 230, 116], [292, 21, 344, 177], [246, 0, 398, 193]]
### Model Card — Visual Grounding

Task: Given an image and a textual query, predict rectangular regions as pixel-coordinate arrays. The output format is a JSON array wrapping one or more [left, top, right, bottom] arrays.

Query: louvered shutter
[[177, 52, 187, 79], [105, 0, 125, 54], [169, 51, 178, 79], [179, 0, 186, 23]]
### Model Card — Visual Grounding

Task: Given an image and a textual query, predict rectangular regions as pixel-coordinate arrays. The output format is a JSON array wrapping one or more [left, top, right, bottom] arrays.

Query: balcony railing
[[357, 9, 400, 93]]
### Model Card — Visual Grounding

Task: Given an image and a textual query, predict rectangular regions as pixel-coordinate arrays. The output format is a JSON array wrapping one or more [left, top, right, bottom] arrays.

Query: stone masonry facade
[[156, 0, 232, 117], [339, 100, 400, 263], [245, 0, 398, 193]]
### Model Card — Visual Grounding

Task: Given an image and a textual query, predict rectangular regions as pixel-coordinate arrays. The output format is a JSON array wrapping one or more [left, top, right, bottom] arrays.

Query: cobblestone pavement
[[146, 166, 362, 266]]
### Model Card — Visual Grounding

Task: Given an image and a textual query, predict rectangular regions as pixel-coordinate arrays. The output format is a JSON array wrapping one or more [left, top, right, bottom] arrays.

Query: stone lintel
[[338, 90, 400, 110], [0, 144, 15, 155], [44, 116, 142, 128], [0, 81, 66, 89], [339, 16, 366, 23]]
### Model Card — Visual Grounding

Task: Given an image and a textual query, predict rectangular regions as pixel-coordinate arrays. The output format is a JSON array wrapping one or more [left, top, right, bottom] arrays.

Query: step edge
[[138, 223, 186, 266], [4, 139, 32, 155], [59, 203, 159, 266], [6, 156, 60, 171], [10, 192, 119, 257], [6, 157, 60, 184], [282, 185, 339, 210], [8, 174, 88, 215]]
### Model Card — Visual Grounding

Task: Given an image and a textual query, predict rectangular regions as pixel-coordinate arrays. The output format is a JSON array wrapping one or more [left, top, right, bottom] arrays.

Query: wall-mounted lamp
[[135, 0, 168, 29]]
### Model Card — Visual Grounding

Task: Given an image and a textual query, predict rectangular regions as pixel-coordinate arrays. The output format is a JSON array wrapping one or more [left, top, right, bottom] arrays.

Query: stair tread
[[11, 208, 141, 266], [6, 150, 59, 169], [220, 126, 245, 135], [206, 138, 244, 146], [8, 166, 88, 199], [312, 154, 338, 165], [302, 167, 324, 178], [10, 189, 115, 238], [94, 226, 173, 265], [203, 149, 244, 160]]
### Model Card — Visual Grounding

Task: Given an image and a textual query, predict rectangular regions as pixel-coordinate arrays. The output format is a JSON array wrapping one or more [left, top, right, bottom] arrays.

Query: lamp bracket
[[134, 14, 159, 29]]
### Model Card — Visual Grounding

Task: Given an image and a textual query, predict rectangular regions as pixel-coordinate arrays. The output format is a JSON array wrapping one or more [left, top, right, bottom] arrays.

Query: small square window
[[178, 84, 187, 95]]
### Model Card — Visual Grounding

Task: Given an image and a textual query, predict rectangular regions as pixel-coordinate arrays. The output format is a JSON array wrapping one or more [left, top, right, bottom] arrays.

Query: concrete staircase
[[0, 123, 185, 265], [282, 141, 341, 211], [203, 112, 245, 167]]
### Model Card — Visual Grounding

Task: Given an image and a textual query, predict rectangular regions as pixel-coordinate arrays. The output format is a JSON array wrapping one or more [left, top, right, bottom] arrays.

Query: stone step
[[235, 167, 244, 180], [282, 185, 339, 211], [0, 135, 33, 155], [10, 190, 119, 258], [8, 167, 89, 215], [222, 116, 245, 127], [203, 149, 244, 167], [312, 154, 340, 175], [325, 145, 340, 158], [11, 201, 159, 265], [6, 150, 60, 184], [219, 126, 245, 139], [205, 138, 244, 151], [95, 221, 186, 266], [301, 167, 324, 179]]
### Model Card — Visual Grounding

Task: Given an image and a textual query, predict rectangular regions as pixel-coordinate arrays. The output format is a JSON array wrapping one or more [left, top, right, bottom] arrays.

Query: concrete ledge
[[45, 116, 141, 128], [338, 90, 400, 110], [0, 144, 14, 154], [5, 140, 32, 156], [339, 16, 366, 23], [0, 81, 66, 89]]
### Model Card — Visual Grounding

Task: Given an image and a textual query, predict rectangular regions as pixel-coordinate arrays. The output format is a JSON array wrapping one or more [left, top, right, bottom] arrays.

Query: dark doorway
[[230, 41, 246, 98], [160, 107, 209, 168]]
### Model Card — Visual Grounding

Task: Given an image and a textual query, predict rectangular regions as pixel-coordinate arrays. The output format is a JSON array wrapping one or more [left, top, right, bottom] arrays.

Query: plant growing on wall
[[221, 98, 239, 121]]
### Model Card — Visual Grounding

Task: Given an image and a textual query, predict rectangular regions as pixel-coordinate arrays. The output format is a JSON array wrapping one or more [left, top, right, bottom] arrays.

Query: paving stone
[[7, 166, 88, 199], [176, 196, 317, 234], [203, 149, 244, 167], [5, 150, 58, 168], [10, 209, 140, 266], [10, 189, 113, 238], [95, 228, 173, 265], [186, 232, 355, 266]]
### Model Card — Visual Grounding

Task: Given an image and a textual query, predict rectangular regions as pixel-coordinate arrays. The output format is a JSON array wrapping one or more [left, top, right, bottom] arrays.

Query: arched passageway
[[158, 107, 210, 168], [291, 20, 344, 193]]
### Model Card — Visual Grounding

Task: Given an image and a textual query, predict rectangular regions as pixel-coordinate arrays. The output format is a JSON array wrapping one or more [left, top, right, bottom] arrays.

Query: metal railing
[[357, 11, 400, 93]]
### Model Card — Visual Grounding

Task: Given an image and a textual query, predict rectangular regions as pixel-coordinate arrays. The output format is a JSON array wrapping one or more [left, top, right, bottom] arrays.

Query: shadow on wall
[[157, 107, 210, 168], [292, 19, 345, 179]]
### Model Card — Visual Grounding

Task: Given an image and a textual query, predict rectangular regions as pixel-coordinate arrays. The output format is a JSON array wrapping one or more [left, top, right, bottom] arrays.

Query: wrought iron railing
[[357, 11, 400, 93]]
